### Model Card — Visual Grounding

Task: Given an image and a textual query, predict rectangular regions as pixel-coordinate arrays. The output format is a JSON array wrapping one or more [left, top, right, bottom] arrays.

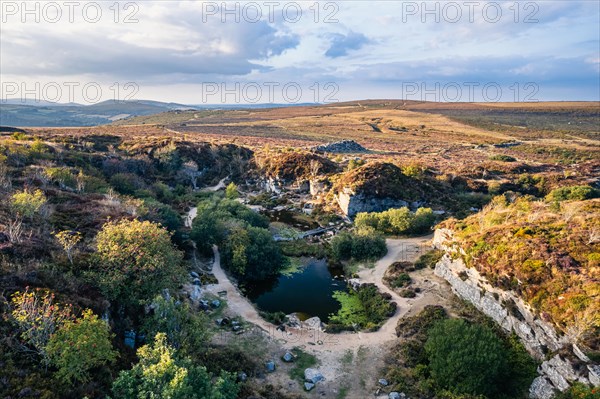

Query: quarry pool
[[243, 258, 347, 322]]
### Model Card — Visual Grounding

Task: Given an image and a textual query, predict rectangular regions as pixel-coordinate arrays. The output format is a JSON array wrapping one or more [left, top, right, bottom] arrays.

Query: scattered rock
[[215, 318, 230, 326], [189, 286, 201, 301], [266, 360, 276, 373], [282, 352, 295, 362], [237, 372, 248, 382], [304, 382, 315, 391], [304, 368, 324, 384]]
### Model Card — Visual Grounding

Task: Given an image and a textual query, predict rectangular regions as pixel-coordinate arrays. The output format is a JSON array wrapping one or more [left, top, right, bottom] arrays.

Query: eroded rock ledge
[[432, 228, 599, 399]]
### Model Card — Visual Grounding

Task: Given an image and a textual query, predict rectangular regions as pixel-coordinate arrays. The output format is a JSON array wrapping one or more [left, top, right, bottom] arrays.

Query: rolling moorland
[[0, 100, 598, 399]]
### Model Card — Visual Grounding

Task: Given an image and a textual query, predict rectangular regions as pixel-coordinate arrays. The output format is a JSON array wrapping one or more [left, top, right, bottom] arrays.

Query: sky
[[1, 0, 599, 104]]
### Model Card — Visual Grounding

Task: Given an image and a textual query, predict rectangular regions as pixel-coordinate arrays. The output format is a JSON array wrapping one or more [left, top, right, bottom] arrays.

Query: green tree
[[225, 182, 238, 199], [412, 207, 436, 233], [111, 333, 238, 399], [47, 309, 117, 385], [142, 295, 210, 355], [95, 219, 184, 307], [222, 225, 286, 280], [386, 207, 414, 234], [425, 319, 507, 397]]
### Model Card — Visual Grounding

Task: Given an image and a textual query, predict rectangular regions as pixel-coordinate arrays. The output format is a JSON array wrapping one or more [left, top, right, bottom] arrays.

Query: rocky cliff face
[[336, 187, 409, 217], [433, 228, 599, 399]]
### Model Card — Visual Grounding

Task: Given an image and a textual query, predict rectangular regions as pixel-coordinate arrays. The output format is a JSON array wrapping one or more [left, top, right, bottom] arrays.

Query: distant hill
[[0, 100, 197, 127]]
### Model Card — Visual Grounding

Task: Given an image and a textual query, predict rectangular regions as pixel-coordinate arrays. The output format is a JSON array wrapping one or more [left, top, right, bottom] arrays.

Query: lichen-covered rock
[[529, 377, 556, 399]]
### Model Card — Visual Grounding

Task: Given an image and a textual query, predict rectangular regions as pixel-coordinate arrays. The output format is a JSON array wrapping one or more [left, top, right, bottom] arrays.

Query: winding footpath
[[201, 231, 431, 352]]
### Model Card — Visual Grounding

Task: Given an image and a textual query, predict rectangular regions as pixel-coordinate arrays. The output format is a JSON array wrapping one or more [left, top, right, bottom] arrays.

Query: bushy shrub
[[10, 288, 73, 364], [545, 185, 600, 202], [489, 154, 516, 162], [414, 249, 444, 269], [425, 319, 507, 397], [47, 309, 117, 385], [10, 188, 47, 218], [110, 172, 145, 194], [142, 295, 210, 356], [354, 207, 436, 235], [94, 219, 184, 308], [330, 231, 387, 262], [111, 333, 238, 399], [222, 225, 286, 281]]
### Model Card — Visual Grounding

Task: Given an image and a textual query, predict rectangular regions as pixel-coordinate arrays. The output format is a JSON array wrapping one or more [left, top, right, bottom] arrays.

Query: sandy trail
[[203, 237, 432, 352]]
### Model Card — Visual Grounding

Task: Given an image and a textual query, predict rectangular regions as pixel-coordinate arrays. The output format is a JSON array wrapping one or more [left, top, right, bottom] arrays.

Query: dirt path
[[204, 237, 433, 354]]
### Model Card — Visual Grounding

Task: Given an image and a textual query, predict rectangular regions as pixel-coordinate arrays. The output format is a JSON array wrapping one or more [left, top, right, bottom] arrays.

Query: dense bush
[[414, 249, 444, 269], [330, 230, 387, 262], [222, 225, 286, 281], [47, 309, 117, 385], [111, 333, 238, 399], [425, 319, 507, 397], [94, 219, 184, 308], [142, 295, 210, 356], [10, 188, 47, 218], [387, 304, 536, 399], [354, 206, 436, 235], [545, 185, 600, 202], [110, 172, 146, 194], [489, 154, 516, 162]]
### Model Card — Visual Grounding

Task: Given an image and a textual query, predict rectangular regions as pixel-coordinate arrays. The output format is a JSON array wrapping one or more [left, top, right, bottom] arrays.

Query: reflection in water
[[243, 258, 347, 322]]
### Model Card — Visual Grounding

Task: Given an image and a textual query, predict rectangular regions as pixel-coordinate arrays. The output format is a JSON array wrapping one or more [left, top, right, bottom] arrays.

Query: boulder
[[303, 316, 324, 331], [304, 382, 315, 391], [388, 393, 401, 399], [529, 376, 555, 399], [282, 352, 295, 362], [190, 286, 201, 301], [192, 278, 201, 286], [378, 378, 389, 386], [266, 360, 276, 373], [211, 299, 221, 308], [304, 368, 324, 384], [190, 271, 200, 279], [237, 372, 247, 382]]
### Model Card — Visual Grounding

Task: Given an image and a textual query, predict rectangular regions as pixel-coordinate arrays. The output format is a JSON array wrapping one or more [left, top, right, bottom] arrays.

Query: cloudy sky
[[1, 0, 599, 104]]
